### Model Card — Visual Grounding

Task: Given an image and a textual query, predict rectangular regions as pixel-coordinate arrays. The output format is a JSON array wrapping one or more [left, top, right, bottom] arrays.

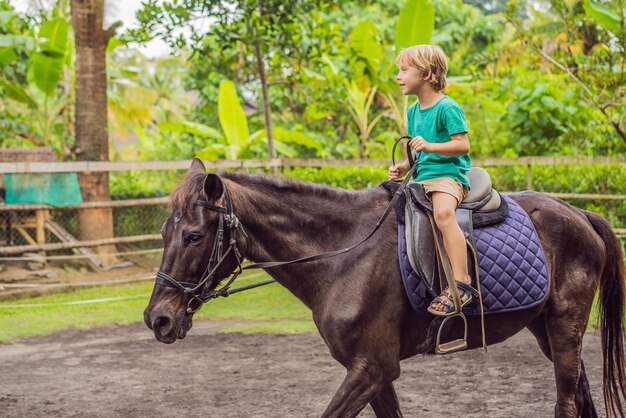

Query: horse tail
[[585, 210, 626, 417]]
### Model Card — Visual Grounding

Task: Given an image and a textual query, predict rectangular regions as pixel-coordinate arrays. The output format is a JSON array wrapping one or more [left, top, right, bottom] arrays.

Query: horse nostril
[[144, 309, 153, 330], [151, 315, 173, 336]]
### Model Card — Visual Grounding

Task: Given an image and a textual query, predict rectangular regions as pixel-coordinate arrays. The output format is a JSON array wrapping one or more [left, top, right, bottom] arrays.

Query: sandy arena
[[0, 321, 606, 417]]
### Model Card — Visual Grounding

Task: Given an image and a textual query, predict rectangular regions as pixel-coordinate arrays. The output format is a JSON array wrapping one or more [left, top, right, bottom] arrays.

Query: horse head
[[144, 158, 243, 343]]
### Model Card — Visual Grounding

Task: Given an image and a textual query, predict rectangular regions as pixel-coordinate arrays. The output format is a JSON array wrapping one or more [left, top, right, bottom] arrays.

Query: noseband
[[155, 185, 245, 314]]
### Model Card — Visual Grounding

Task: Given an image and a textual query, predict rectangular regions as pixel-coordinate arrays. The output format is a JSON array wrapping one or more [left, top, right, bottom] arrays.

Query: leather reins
[[155, 136, 418, 314]]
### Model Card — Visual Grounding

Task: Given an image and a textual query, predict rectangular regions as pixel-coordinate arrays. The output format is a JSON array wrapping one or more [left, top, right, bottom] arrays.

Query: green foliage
[[350, 20, 383, 70], [0, 2, 73, 156], [507, 0, 626, 148], [30, 17, 70, 95], [217, 79, 250, 159], [583, 0, 621, 33], [2, 0, 624, 164], [110, 170, 186, 199], [395, 0, 435, 50], [190, 78, 322, 160], [107, 53, 196, 161], [504, 77, 596, 155], [285, 165, 390, 190]]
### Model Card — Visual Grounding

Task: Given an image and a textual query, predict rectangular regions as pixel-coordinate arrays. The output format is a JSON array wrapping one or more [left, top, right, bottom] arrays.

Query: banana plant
[[1, 16, 72, 154], [583, 0, 622, 34], [344, 79, 384, 158], [379, 0, 435, 136], [395, 0, 434, 52], [318, 2, 435, 155], [160, 79, 321, 160]]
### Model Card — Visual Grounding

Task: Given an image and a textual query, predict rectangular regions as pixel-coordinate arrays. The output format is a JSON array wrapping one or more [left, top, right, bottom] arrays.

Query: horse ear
[[203, 173, 224, 201], [189, 158, 206, 174]]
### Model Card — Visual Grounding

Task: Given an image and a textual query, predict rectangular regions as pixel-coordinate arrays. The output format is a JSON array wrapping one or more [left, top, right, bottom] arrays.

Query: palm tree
[[70, 0, 119, 263]]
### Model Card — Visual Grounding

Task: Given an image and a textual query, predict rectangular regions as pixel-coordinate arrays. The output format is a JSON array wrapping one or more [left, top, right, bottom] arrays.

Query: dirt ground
[[0, 321, 607, 418]]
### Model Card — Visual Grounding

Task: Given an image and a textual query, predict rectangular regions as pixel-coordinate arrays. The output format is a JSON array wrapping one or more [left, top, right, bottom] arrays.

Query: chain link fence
[[0, 202, 169, 281]]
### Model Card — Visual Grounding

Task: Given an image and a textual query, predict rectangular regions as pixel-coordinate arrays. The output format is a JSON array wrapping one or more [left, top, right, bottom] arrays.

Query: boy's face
[[396, 64, 425, 96]]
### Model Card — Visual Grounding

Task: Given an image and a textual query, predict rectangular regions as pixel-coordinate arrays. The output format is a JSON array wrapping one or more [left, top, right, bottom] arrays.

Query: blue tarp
[[5, 173, 83, 207]]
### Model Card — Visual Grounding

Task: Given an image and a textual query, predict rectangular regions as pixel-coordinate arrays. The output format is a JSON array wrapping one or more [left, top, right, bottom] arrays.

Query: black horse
[[144, 158, 626, 417]]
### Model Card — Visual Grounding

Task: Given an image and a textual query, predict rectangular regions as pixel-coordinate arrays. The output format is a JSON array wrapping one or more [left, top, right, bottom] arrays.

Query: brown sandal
[[427, 281, 478, 317]]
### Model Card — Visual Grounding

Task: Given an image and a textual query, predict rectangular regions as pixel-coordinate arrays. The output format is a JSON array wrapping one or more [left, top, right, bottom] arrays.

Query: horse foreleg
[[370, 382, 403, 418], [321, 362, 401, 418]]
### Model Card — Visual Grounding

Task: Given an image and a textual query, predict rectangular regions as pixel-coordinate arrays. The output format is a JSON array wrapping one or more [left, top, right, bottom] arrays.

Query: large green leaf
[[30, 18, 70, 96], [30, 51, 65, 96], [0, 80, 37, 108], [584, 0, 621, 33], [218, 80, 249, 159], [395, 0, 435, 51], [273, 127, 322, 150], [38, 18, 70, 56], [349, 20, 383, 69], [195, 143, 226, 161], [273, 140, 298, 158], [106, 37, 127, 53], [158, 121, 223, 139]]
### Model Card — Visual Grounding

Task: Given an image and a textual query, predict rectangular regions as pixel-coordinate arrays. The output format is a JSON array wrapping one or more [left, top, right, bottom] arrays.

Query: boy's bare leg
[[430, 191, 470, 312]]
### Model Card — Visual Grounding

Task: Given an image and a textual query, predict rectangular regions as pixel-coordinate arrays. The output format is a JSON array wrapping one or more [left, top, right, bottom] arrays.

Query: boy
[[388, 45, 474, 316]]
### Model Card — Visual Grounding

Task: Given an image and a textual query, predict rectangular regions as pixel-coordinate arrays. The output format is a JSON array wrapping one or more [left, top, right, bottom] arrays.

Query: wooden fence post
[[526, 164, 533, 190], [35, 209, 46, 259]]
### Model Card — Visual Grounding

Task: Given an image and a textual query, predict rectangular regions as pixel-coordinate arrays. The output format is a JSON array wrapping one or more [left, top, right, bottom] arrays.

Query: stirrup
[[435, 312, 468, 354]]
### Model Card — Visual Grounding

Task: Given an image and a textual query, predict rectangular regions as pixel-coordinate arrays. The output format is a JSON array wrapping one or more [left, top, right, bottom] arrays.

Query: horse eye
[[187, 234, 203, 244]]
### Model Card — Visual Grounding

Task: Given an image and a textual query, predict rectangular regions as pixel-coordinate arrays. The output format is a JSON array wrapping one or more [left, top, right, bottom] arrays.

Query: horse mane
[[220, 171, 364, 201], [169, 171, 207, 215], [169, 170, 377, 215]]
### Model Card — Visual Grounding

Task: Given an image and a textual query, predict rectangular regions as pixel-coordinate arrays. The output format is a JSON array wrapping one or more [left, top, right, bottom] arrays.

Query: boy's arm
[[410, 133, 469, 156]]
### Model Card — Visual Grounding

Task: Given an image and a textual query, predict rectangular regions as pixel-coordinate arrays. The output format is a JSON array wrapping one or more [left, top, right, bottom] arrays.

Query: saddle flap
[[405, 198, 437, 297]]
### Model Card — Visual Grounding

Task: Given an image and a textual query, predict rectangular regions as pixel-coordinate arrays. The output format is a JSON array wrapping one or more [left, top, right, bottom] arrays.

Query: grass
[[0, 271, 610, 344], [0, 271, 314, 343]]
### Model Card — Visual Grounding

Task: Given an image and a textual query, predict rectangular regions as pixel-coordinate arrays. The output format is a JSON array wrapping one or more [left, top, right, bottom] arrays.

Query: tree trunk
[[254, 0, 277, 173], [254, 41, 277, 166], [71, 0, 117, 265]]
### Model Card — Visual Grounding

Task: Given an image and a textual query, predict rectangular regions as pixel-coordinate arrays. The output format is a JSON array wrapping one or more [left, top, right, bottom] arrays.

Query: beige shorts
[[416, 178, 469, 207]]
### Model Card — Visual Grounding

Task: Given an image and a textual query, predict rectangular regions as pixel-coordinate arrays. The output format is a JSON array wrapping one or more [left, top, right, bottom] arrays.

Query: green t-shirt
[[407, 96, 471, 188]]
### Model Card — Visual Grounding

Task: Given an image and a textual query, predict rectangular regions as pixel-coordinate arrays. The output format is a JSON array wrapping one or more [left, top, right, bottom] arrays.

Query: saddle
[[405, 167, 508, 300]]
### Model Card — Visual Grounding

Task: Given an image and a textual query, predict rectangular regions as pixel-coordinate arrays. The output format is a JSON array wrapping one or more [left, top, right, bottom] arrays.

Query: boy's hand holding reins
[[389, 135, 433, 180], [409, 135, 434, 153], [388, 160, 410, 180]]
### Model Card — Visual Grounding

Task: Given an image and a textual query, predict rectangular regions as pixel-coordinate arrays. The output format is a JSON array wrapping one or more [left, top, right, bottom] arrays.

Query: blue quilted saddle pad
[[398, 195, 550, 316]]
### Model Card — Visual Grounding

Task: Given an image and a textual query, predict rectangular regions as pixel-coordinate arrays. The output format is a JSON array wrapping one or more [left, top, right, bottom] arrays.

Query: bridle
[[155, 136, 418, 314], [155, 185, 247, 313]]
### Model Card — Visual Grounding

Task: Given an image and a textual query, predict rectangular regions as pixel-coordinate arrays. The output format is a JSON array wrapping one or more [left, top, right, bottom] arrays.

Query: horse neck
[[224, 175, 387, 308]]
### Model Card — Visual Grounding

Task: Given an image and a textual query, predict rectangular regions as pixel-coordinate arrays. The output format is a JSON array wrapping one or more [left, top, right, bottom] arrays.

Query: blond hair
[[396, 45, 448, 92]]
